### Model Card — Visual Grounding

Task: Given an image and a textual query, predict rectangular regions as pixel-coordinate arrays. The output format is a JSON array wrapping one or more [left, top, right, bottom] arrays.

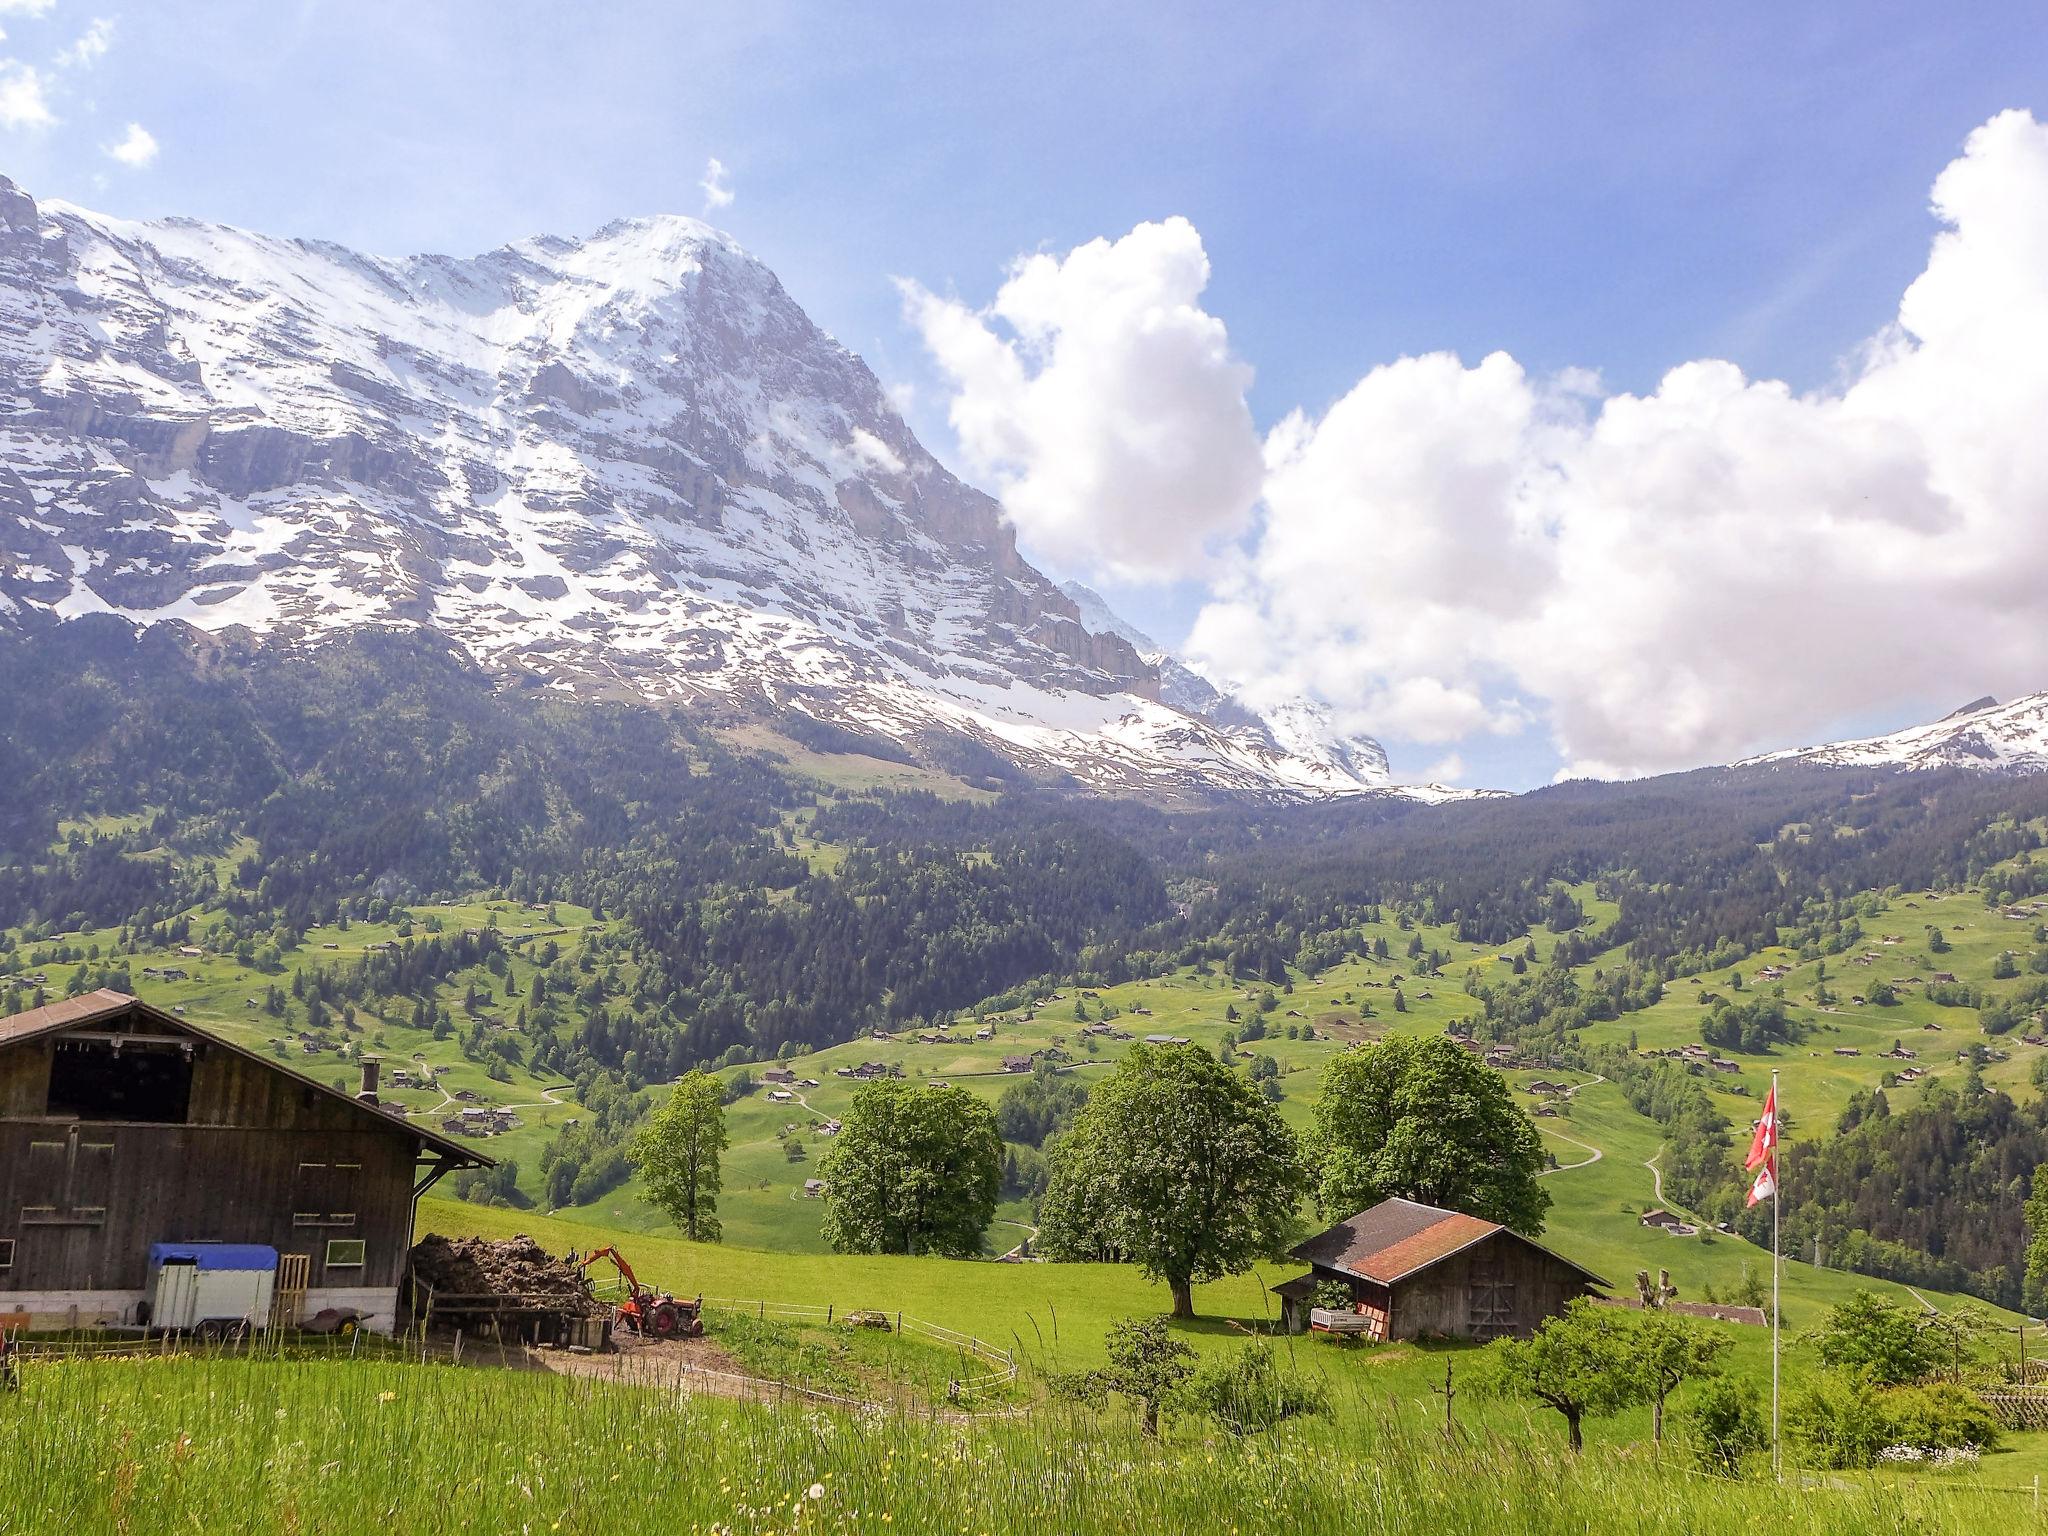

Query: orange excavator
[[573, 1246, 704, 1339]]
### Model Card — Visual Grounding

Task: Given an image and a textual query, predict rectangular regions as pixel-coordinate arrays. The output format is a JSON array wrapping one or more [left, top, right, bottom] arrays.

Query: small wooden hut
[[1275, 1197, 1605, 1341]]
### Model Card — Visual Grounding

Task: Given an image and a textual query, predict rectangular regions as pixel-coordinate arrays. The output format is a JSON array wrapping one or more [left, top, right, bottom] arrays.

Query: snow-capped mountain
[[1739, 694, 2048, 776], [1059, 580, 1404, 787], [0, 177, 1448, 801]]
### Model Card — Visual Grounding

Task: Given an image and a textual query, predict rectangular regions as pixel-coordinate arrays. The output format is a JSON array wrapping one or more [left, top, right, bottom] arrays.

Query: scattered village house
[[1274, 1197, 1605, 1341], [0, 990, 488, 1334]]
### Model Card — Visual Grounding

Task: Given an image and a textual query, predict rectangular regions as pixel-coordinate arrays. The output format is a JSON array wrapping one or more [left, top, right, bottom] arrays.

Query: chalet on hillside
[[0, 990, 486, 1334], [1274, 1197, 1605, 1341]]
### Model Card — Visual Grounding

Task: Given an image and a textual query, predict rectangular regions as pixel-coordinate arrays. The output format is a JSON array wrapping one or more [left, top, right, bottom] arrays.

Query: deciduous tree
[[1310, 1034, 1550, 1231], [819, 1079, 1000, 1258], [1478, 1298, 1644, 1452], [628, 1070, 727, 1242], [1038, 1044, 1302, 1317]]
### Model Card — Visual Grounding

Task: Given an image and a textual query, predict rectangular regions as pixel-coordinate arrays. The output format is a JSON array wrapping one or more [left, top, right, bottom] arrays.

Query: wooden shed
[[0, 990, 487, 1334], [1275, 1197, 1605, 1341]]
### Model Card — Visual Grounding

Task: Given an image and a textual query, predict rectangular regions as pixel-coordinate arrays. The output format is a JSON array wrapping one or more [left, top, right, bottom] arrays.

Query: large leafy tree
[[1037, 1044, 1303, 1318], [1310, 1034, 1550, 1231], [1478, 1298, 1645, 1452], [819, 1079, 1001, 1257], [628, 1070, 728, 1241]]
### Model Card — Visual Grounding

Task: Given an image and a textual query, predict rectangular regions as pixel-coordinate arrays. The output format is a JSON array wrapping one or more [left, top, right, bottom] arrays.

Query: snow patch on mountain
[[1739, 694, 2048, 776]]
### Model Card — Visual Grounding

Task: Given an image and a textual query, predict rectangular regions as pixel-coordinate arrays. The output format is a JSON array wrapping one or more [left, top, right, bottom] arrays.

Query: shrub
[[1184, 1341, 1330, 1436], [1787, 1372, 2001, 1468], [1879, 1382, 2000, 1453], [1786, 1372, 1893, 1469], [1680, 1377, 1767, 1477]]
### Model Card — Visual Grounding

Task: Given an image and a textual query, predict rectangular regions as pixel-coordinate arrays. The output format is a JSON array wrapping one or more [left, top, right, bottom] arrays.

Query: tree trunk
[[1169, 1275, 1194, 1319], [1142, 1397, 1160, 1436], [1652, 1393, 1665, 1446], [1566, 1407, 1584, 1455]]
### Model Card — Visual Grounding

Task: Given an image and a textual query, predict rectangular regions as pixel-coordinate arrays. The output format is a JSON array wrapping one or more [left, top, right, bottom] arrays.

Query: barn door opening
[[1467, 1262, 1517, 1339]]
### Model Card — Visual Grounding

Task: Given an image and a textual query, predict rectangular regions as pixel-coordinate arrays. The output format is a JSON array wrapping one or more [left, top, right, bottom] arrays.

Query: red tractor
[[574, 1246, 703, 1339]]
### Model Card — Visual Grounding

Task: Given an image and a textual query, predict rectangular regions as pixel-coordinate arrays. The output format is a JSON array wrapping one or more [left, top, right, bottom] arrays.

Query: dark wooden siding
[[1387, 1232, 1594, 1340], [1, 1030, 426, 1296]]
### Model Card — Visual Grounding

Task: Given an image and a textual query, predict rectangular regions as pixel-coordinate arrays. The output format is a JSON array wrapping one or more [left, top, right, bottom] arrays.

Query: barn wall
[[0, 1028, 431, 1308], [1388, 1234, 1593, 1341]]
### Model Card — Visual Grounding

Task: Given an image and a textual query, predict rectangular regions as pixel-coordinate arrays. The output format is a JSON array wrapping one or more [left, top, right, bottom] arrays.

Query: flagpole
[[1771, 1067, 1781, 1481]]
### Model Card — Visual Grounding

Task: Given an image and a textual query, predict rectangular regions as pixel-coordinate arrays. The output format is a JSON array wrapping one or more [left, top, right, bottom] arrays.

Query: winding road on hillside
[[1535, 1071, 1607, 1175]]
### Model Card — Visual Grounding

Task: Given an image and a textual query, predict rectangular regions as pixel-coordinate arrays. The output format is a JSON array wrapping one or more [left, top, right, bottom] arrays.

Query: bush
[[1787, 1372, 2001, 1468], [1184, 1341, 1330, 1436], [1680, 1377, 1767, 1477], [1879, 1382, 2000, 1453], [1786, 1372, 1894, 1469]]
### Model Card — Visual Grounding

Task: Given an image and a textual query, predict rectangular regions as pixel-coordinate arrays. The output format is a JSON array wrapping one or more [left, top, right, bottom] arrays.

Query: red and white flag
[[1745, 1084, 1778, 1170], [1747, 1157, 1777, 1206]]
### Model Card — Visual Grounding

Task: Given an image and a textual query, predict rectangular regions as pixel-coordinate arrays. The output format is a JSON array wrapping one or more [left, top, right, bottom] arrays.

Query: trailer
[[145, 1243, 278, 1336]]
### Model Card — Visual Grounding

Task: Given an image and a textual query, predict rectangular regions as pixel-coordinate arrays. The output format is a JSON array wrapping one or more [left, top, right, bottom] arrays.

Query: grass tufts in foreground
[[3, 1354, 2033, 1535]]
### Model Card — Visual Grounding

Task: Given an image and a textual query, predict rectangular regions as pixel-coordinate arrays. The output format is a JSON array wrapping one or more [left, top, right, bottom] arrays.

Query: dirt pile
[[407, 1234, 602, 1317]]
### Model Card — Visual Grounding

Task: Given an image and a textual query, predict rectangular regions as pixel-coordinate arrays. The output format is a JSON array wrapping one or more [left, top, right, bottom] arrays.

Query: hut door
[[1467, 1262, 1517, 1339]]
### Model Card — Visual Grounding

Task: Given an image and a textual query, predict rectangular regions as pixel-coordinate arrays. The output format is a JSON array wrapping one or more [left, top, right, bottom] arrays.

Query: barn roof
[[0, 989, 490, 1167], [1290, 1197, 1606, 1288]]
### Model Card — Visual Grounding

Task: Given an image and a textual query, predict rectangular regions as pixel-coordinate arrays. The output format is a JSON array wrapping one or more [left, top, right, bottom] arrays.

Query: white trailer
[[146, 1243, 278, 1334]]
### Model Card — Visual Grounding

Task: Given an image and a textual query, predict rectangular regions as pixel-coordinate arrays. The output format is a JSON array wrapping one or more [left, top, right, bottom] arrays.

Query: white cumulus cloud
[[105, 120, 156, 167], [57, 16, 115, 69], [0, 0, 57, 16], [700, 156, 734, 212], [0, 59, 53, 130], [1224, 111, 2048, 775], [900, 216, 1265, 582]]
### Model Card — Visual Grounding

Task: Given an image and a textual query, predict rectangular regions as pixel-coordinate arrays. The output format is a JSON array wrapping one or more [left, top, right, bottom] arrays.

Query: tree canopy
[[818, 1079, 1001, 1258], [1309, 1034, 1551, 1232], [1037, 1044, 1303, 1317]]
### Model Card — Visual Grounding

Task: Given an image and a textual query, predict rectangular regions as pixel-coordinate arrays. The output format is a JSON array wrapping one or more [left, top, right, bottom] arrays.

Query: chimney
[[357, 1057, 380, 1105]]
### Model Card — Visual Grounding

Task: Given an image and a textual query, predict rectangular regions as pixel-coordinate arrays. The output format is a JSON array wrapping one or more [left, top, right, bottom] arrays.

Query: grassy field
[[4, 1350, 2039, 1535]]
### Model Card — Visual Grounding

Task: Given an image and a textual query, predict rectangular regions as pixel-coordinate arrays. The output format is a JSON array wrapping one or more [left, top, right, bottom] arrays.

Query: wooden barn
[[0, 990, 487, 1334], [1275, 1197, 1605, 1341]]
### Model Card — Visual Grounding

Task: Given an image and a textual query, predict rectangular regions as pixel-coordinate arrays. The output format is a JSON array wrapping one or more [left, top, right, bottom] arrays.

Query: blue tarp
[[147, 1242, 278, 1273]]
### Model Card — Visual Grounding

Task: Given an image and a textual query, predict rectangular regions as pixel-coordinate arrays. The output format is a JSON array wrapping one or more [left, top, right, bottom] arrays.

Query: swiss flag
[[1747, 1157, 1777, 1207], [1745, 1084, 1778, 1170]]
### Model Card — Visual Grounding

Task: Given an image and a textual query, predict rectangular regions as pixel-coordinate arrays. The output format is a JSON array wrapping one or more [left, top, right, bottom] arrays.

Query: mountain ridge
[[1738, 692, 2048, 776]]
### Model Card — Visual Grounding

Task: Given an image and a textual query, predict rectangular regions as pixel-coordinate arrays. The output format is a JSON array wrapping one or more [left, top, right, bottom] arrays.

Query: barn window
[[292, 1161, 359, 1227], [324, 1239, 366, 1270], [0, 1238, 14, 1270], [46, 1039, 193, 1123]]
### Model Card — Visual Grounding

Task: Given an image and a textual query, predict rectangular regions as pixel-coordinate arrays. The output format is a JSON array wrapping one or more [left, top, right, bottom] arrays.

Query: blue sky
[[5, 3, 2048, 787]]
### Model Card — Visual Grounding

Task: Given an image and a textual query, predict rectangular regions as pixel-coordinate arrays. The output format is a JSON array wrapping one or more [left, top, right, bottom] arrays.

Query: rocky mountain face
[[1739, 694, 2048, 776], [0, 177, 1449, 801]]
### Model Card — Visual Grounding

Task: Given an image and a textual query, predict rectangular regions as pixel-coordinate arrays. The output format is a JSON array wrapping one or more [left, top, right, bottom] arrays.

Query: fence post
[[827, 1303, 833, 1325]]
